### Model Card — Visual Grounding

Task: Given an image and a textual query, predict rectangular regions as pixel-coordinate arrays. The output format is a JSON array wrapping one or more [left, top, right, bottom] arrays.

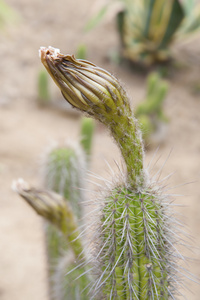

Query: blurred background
[[0, 0, 200, 299]]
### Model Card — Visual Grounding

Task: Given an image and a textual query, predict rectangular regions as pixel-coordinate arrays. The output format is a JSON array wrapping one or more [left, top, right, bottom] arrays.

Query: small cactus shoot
[[135, 73, 169, 145], [37, 69, 51, 106], [80, 117, 95, 159]]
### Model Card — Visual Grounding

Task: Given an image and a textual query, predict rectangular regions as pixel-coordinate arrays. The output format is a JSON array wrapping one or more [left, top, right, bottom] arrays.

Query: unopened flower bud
[[13, 179, 84, 259], [12, 178, 68, 228], [39, 47, 145, 189], [39, 46, 131, 124]]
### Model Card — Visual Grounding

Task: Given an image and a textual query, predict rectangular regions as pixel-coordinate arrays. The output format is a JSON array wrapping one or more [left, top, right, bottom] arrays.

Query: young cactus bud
[[12, 179, 84, 260], [40, 46, 145, 190]]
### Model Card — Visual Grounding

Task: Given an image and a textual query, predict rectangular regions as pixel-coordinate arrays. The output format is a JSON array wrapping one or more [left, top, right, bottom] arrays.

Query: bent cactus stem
[[40, 46, 145, 190]]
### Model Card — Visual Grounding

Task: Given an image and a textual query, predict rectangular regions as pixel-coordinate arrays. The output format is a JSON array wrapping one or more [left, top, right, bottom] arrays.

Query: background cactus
[[80, 117, 95, 160], [43, 142, 86, 219], [39, 47, 187, 299], [85, 0, 200, 65], [13, 116, 95, 299], [37, 69, 51, 107], [0, 0, 19, 30], [76, 43, 87, 60], [135, 72, 169, 145], [41, 118, 95, 299]]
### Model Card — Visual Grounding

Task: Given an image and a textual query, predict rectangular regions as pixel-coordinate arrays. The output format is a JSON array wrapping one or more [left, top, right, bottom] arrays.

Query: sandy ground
[[0, 0, 200, 299]]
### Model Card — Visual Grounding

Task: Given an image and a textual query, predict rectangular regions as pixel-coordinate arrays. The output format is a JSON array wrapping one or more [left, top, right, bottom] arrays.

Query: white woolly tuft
[[39, 46, 60, 59], [12, 178, 30, 193]]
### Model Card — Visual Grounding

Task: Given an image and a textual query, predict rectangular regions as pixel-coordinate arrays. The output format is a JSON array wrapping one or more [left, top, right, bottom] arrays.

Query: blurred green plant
[[42, 118, 95, 299], [135, 72, 169, 145], [86, 0, 200, 65], [76, 43, 87, 60], [80, 117, 95, 159], [37, 69, 51, 106], [0, 0, 19, 30]]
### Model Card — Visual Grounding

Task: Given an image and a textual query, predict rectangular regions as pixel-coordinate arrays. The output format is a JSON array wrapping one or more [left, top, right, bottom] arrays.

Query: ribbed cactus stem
[[99, 187, 169, 299], [44, 143, 86, 219]]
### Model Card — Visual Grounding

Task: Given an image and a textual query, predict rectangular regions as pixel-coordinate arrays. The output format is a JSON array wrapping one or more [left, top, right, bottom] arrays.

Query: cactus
[[37, 69, 51, 107], [0, 0, 19, 30], [42, 138, 92, 299], [41, 119, 94, 299], [43, 142, 86, 219], [80, 117, 95, 159], [95, 186, 170, 299], [39, 46, 189, 299], [86, 0, 200, 65], [135, 72, 169, 145], [76, 44, 87, 60]]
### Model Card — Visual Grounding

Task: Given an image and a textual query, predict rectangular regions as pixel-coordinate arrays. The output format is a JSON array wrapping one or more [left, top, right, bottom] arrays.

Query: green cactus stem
[[40, 47, 145, 190], [95, 187, 169, 299]]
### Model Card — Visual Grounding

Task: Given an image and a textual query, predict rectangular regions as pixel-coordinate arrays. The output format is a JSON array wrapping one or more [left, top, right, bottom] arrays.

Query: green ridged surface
[[99, 187, 169, 299]]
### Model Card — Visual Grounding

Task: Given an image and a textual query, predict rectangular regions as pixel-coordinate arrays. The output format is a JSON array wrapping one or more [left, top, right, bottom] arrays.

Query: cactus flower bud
[[12, 178, 84, 259], [40, 46, 145, 190], [12, 178, 67, 227], [39, 46, 130, 124]]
